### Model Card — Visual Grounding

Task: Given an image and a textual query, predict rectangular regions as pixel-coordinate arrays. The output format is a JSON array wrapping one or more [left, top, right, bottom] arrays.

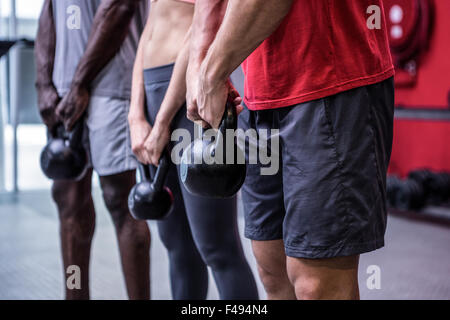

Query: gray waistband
[[143, 63, 175, 84]]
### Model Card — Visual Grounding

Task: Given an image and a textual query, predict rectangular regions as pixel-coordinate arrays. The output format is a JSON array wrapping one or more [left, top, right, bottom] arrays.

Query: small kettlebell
[[180, 101, 246, 198], [40, 121, 88, 181], [128, 152, 174, 220]]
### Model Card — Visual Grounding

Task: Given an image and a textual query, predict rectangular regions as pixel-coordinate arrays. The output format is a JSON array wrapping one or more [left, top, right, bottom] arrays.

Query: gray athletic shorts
[[83, 96, 137, 176], [239, 77, 395, 259]]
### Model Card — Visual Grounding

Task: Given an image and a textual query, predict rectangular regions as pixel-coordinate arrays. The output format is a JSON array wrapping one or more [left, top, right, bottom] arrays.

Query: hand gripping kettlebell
[[128, 151, 174, 220], [40, 121, 88, 181], [180, 101, 246, 198]]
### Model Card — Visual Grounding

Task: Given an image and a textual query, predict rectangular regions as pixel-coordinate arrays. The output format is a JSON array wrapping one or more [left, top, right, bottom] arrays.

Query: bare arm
[[34, 0, 60, 130], [202, 0, 293, 84], [188, 0, 228, 71], [185, 0, 227, 124], [142, 29, 192, 165], [128, 12, 153, 164], [72, 0, 143, 87], [191, 0, 294, 128], [131, 26, 194, 166], [155, 28, 191, 127], [129, 12, 153, 122], [57, 0, 143, 130], [35, 0, 56, 89]]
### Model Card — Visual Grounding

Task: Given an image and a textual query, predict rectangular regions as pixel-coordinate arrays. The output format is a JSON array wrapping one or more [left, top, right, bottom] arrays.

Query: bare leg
[[99, 170, 150, 300], [52, 169, 95, 300], [287, 255, 360, 300], [252, 240, 296, 300]]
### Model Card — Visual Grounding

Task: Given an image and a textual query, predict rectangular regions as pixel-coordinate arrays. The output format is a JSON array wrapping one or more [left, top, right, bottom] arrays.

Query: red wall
[[386, 0, 450, 176], [393, 0, 450, 108], [389, 120, 450, 177]]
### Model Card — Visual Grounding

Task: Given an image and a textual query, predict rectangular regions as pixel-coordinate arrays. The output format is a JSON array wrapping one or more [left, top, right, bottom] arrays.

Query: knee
[[158, 228, 178, 252], [290, 273, 359, 300], [291, 277, 325, 300], [198, 243, 236, 271], [52, 181, 94, 242], [287, 256, 360, 300], [51, 183, 67, 207], [51, 180, 91, 220], [257, 264, 288, 295], [102, 184, 130, 225], [122, 221, 151, 251]]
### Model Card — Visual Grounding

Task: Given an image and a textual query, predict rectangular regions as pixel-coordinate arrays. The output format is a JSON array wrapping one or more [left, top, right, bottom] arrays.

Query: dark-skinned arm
[[56, 0, 143, 130], [35, 0, 60, 130], [192, 0, 294, 128]]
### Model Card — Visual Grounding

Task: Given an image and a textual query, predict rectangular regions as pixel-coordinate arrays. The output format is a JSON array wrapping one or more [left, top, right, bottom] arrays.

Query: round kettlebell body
[[180, 138, 246, 198], [40, 133, 88, 181], [128, 182, 174, 220], [128, 152, 174, 220]]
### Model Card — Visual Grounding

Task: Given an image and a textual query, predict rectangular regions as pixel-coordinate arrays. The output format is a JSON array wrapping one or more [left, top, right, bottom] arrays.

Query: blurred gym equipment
[[387, 169, 450, 211]]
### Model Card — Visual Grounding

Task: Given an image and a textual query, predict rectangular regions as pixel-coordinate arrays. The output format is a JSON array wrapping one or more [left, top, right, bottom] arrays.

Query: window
[[0, 0, 45, 38], [1, 0, 46, 192]]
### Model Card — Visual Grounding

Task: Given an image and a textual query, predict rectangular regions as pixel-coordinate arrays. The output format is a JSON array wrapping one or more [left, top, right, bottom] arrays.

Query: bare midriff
[[142, 0, 194, 69]]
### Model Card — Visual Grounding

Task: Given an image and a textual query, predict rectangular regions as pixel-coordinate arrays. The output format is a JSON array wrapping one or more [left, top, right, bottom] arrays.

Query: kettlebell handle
[[68, 121, 85, 148], [50, 124, 64, 139], [138, 163, 151, 182], [195, 101, 237, 152], [153, 151, 170, 191], [220, 101, 237, 133], [49, 118, 85, 148], [138, 150, 170, 192], [196, 101, 237, 135]]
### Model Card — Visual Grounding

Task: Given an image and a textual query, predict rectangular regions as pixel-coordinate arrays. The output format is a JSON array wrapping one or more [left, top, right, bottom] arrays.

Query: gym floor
[[0, 189, 449, 300]]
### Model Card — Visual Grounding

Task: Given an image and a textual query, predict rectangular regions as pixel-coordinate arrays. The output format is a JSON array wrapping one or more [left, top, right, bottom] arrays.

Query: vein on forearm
[[189, 0, 228, 67]]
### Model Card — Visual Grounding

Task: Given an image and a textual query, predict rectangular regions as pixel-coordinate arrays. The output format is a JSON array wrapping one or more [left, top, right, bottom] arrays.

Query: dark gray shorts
[[239, 77, 395, 259]]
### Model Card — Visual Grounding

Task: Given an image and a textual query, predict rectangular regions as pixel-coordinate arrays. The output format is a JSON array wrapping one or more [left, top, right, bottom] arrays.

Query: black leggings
[[144, 64, 258, 300]]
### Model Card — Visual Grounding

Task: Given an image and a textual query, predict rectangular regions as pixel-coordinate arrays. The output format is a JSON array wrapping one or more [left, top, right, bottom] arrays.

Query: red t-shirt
[[242, 0, 394, 110]]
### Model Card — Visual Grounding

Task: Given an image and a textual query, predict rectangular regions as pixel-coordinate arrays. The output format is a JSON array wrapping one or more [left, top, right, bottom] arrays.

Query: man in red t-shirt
[[186, 0, 394, 299]]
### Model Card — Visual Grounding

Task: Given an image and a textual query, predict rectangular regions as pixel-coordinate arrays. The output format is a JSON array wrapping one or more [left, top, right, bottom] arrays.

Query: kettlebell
[[40, 121, 88, 181], [180, 101, 246, 198], [128, 152, 174, 220]]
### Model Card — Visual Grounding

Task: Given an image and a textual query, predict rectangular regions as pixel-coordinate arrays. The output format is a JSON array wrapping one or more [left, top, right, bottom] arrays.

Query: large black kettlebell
[[40, 122, 88, 181], [128, 152, 174, 220], [180, 101, 246, 198]]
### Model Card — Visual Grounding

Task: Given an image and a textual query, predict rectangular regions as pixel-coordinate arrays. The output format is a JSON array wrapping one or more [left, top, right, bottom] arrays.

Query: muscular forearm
[[72, 0, 142, 88], [188, 0, 228, 69], [155, 29, 192, 127], [202, 0, 293, 82], [35, 0, 56, 89]]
